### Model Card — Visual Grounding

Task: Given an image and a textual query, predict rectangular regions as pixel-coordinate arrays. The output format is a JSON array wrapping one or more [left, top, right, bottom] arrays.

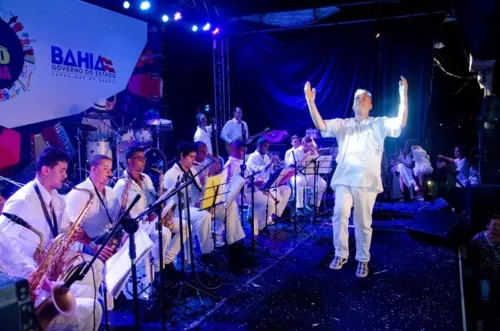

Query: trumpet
[[277, 159, 287, 168]]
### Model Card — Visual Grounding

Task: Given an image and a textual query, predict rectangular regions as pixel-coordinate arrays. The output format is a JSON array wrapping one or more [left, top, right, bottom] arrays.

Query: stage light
[[202, 23, 211, 31], [192, 25, 198, 32], [162, 15, 169, 22], [123, 1, 130, 9], [212, 27, 220, 35], [140, 1, 151, 10], [427, 181, 432, 185], [174, 12, 182, 20]]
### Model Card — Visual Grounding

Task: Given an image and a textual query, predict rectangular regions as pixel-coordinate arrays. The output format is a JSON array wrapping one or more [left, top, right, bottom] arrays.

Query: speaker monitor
[[406, 198, 466, 246]]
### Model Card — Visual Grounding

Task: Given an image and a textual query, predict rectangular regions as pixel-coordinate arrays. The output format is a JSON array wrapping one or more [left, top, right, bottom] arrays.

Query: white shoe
[[356, 262, 369, 278], [329, 256, 347, 270]]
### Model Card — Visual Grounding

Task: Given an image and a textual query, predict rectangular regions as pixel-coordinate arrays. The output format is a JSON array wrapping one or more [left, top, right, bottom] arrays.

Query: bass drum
[[86, 139, 113, 161], [144, 148, 168, 190]]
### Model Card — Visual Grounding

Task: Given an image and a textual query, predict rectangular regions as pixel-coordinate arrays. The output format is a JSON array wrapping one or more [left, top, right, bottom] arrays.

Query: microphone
[[2, 212, 32, 230]]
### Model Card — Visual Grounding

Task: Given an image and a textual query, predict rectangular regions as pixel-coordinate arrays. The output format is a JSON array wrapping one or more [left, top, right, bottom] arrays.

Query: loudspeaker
[[406, 198, 467, 246], [0, 273, 37, 331]]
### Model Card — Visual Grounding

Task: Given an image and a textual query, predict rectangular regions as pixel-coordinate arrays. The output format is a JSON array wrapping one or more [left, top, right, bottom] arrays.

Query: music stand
[[302, 154, 333, 222]]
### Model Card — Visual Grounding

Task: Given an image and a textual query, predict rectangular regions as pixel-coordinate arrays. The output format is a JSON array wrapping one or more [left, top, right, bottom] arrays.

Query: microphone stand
[[274, 151, 312, 238], [303, 146, 333, 222]]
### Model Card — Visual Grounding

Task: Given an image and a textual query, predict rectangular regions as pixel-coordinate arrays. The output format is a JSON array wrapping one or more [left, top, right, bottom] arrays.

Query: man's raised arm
[[304, 82, 327, 132]]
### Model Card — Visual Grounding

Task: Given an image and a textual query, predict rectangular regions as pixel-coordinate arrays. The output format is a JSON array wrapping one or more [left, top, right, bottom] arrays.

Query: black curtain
[[230, 18, 434, 145]]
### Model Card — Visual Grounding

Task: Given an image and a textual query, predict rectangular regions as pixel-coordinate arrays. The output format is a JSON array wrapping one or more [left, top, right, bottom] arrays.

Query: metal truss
[[175, 0, 225, 17], [212, 36, 231, 129]]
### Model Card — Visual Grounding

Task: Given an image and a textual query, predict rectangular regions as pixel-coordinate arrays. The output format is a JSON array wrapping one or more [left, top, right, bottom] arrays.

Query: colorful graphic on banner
[[0, 0, 147, 128], [0, 9, 36, 102]]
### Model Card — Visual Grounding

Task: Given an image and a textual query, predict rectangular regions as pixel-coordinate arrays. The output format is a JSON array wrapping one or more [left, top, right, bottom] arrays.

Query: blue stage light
[[162, 15, 169, 22], [202, 23, 211, 31], [192, 25, 198, 32], [123, 1, 130, 9]]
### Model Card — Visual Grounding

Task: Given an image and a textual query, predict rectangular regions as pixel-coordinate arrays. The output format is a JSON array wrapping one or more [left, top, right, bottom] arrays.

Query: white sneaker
[[329, 256, 347, 270], [356, 262, 369, 278]]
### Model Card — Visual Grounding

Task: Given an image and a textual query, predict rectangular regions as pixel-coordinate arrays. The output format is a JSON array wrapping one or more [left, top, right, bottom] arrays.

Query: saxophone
[[154, 168, 175, 231], [107, 174, 132, 252], [29, 187, 94, 330]]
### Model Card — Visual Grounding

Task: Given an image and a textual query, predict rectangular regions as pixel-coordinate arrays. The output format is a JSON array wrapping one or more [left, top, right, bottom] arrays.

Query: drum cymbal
[[145, 118, 172, 126], [66, 122, 98, 132], [84, 111, 116, 120]]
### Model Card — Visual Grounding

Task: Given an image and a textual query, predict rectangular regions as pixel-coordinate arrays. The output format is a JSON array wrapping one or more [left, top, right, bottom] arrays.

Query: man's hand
[[304, 81, 316, 102], [73, 228, 92, 245], [94, 245, 114, 262], [399, 76, 408, 97]]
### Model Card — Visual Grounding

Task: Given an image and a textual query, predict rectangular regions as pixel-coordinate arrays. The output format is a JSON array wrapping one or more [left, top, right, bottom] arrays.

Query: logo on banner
[[50, 46, 117, 83], [0, 9, 36, 102]]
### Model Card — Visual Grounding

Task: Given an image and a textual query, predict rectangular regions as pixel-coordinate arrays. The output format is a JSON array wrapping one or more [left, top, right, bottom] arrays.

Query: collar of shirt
[[34, 177, 54, 207]]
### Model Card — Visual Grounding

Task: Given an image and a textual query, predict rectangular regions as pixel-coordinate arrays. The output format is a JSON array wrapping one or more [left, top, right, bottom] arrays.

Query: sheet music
[[105, 228, 154, 298], [303, 155, 333, 175]]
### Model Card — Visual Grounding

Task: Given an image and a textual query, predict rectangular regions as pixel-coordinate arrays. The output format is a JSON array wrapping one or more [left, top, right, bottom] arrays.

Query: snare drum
[[134, 128, 152, 146], [87, 139, 112, 161]]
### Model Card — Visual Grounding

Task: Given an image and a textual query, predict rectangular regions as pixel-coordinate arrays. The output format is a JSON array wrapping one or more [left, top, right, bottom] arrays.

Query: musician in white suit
[[225, 140, 277, 231], [0, 147, 101, 331], [247, 138, 292, 219], [289, 135, 327, 214], [163, 142, 218, 268], [284, 135, 302, 166], [113, 147, 188, 277]]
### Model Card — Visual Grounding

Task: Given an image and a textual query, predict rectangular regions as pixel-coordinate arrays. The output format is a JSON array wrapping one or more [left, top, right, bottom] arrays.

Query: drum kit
[[76, 109, 172, 181]]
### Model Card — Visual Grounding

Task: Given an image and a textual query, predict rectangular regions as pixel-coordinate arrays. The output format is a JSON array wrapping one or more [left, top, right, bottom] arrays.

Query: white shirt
[[285, 147, 300, 166], [454, 157, 469, 187], [220, 118, 249, 143], [322, 116, 402, 192], [164, 163, 202, 208], [65, 177, 116, 239], [194, 125, 214, 155], [113, 173, 156, 221], [0, 178, 71, 264], [247, 150, 273, 182], [411, 147, 431, 168]]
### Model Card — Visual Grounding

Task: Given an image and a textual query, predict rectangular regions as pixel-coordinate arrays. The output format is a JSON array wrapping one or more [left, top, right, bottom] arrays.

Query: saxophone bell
[[35, 282, 76, 330]]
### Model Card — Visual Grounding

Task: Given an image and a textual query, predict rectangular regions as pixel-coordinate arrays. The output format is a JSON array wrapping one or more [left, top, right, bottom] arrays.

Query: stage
[[106, 201, 463, 330]]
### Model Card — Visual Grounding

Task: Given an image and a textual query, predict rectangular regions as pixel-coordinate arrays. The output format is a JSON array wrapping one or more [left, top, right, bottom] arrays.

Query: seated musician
[[284, 135, 302, 166], [225, 140, 277, 231], [438, 145, 470, 188], [391, 139, 417, 200], [0, 146, 101, 331], [247, 138, 292, 219], [113, 146, 188, 278], [288, 135, 327, 214], [192, 141, 248, 273], [163, 142, 219, 268], [65, 155, 116, 293]]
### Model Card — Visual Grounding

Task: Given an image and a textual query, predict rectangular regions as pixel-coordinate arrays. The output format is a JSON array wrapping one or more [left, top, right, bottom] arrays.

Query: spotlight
[[162, 15, 169, 22], [211, 27, 220, 35], [140, 1, 151, 10], [202, 23, 211, 31], [174, 12, 182, 20], [427, 181, 432, 185], [192, 25, 198, 32], [123, 1, 130, 9]]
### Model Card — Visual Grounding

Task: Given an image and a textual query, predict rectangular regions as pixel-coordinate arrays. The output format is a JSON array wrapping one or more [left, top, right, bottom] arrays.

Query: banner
[[0, 0, 147, 128]]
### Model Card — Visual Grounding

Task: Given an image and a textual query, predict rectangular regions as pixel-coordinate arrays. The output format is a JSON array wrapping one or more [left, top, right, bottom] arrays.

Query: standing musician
[[65, 155, 116, 293], [163, 142, 219, 268], [284, 135, 302, 166], [194, 113, 215, 156], [288, 135, 327, 215], [113, 146, 188, 277], [192, 141, 248, 273], [305, 77, 408, 278], [225, 140, 278, 232], [221, 106, 249, 154], [0, 146, 102, 330], [247, 138, 292, 219]]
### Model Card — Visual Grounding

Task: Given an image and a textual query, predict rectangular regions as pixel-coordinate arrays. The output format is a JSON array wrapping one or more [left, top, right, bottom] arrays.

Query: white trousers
[[184, 207, 213, 254], [290, 174, 327, 208], [332, 185, 378, 263], [214, 200, 245, 245], [150, 218, 189, 266], [270, 185, 292, 217], [243, 189, 277, 231], [45, 283, 102, 331]]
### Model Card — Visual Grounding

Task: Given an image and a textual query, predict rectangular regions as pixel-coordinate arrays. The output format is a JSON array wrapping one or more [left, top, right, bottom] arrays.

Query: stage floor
[[106, 202, 463, 330]]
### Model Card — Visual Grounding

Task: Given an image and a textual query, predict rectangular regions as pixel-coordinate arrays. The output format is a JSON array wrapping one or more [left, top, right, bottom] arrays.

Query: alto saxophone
[[154, 168, 176, 231], [29, 187, 94, 330]]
